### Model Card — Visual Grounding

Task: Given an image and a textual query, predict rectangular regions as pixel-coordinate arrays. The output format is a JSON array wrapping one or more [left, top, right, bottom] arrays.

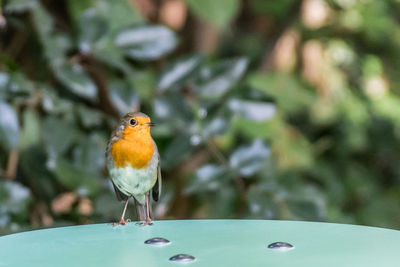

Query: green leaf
[[4, 0, 38, 12], [161, 133, 192, 170], [31, 5, 72, 64], [0, 101, 19, 150], [185, 164, 227, 194], [66, 0, 92, 22], [286, 186, 326, 221], [362, 55, 383, 77], [76, 105, 104, 128], [0, 181, 31, 214], [359, 1, 395, 45], [207, 186, 237, 218], [248, 72, 314, 114], [1, 72, 34, 96], [54, 64, 98, 101], [72, 134, 106, 174], [91, 43, 131, 73], [154, 94, 193, 129], [0, 73, 8, 100], [115, 25, 178, 61], [201, 117, 229, 138], [129, 70, 156, 101], [19, 146, 58, 201], [0, 181, 32, 231], [68, 0, 142, 32], [358, 192, 400, 229], [233, 116, 271, 139], [186, 0, 240, 28], [31, 3, 54, 37], [108, 79, 139, 116], [157, 54, 203, 92], [40, 88, 75, 114], [249, 0, 295, 18], [228, 98, 276, 122], [229, 139, 270, 177], [93, 0, 142, 32], [77, 9, 108, 53], [52, 159, 101, 196], [195, 58, 248, 99], [19, 109, 41, 149], [247, 181, 280, 219], [42, 116, 79, 169]]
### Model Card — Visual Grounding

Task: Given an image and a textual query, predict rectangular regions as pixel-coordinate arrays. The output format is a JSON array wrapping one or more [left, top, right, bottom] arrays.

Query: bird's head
[[120, 112, 154, 140]]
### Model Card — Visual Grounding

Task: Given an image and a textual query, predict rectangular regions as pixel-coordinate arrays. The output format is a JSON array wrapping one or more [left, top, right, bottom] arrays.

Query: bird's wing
[[106, 136, 129, 202], [152, 147, 162, 202], [112, 180, 129, 201]]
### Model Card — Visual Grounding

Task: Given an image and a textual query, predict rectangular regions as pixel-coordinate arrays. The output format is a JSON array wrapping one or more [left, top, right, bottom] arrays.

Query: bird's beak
[[147, 122, 155, 127]]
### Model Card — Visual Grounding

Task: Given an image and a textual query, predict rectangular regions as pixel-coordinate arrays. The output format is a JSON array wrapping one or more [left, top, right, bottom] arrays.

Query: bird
[[106, 112, 161, 226]]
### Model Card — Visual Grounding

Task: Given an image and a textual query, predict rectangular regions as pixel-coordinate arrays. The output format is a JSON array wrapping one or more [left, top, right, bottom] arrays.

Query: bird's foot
[[112, 218, 131, 226], [135, 220, 153, 226]]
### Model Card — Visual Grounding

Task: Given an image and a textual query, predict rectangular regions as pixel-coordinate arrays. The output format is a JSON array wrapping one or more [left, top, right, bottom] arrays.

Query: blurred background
[[1, 0, 400, 235]]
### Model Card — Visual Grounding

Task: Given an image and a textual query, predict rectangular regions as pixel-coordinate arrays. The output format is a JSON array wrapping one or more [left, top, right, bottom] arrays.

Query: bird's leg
[[134, 194, 152, 226], [112, 198, 130, 226], [145, 193, 153, 225], [120, 198, 130, 223]]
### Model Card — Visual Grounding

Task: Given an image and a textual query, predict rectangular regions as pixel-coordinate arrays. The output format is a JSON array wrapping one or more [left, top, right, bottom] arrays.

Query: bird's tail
[[134, 195, 152, 223]]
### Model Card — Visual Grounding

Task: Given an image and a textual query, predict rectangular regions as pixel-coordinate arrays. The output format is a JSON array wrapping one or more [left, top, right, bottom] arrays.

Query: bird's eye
[[129, 119, 137, 126]]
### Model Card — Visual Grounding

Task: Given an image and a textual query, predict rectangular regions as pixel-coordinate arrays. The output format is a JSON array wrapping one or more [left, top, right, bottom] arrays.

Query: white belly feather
[[109, 150, 158, 204]]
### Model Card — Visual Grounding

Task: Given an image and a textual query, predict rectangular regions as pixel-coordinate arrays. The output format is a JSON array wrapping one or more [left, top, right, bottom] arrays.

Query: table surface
[[0, 220, 399, 267]]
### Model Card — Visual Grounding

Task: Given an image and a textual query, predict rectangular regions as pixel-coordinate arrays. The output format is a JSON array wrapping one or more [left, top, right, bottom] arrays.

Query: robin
[[106, 112, 161, 226]]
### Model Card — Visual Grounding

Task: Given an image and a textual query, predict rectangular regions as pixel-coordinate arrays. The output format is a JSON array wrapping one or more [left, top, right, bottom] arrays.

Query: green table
[[0, 220, 399, 266]]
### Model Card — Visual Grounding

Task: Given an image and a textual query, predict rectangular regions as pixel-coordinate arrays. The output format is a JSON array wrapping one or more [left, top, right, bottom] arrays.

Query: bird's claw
[[135, 220, 153, 226], [111, 218, 130, 226]]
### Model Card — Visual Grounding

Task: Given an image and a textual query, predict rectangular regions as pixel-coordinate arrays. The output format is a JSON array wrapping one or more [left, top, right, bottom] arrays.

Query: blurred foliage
[[1, 0, 400, 235]]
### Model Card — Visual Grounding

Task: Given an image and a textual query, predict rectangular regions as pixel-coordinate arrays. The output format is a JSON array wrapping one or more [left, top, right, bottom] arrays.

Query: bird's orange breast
[[110, 127, 154, 169]]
